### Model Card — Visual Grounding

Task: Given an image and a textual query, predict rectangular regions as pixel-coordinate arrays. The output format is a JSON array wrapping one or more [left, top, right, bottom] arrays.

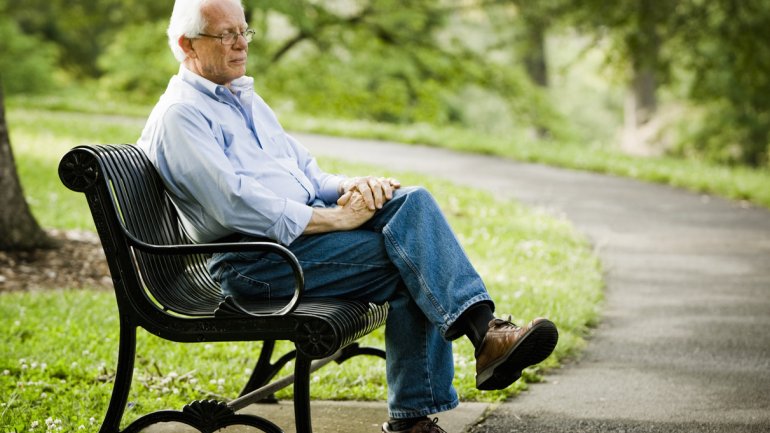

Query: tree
[[245, 0, 476, 124], [563, 0, 676, 149], [4, 0, 171, 77], [557, 0, 770, 165], [669, 0, 770, 166], [505, 0, 569, 88], [0, 17, 59, 94], [498, 0, 570, 137], [0, 79, 55, 250]]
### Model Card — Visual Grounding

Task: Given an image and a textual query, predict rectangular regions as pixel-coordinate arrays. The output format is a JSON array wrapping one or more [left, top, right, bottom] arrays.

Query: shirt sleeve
[[285, 132, 346, 205], [153, 103, 313, 245]]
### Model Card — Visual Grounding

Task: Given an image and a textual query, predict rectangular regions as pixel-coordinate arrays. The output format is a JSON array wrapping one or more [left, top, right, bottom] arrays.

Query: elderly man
[[137, 0, 558, 431]]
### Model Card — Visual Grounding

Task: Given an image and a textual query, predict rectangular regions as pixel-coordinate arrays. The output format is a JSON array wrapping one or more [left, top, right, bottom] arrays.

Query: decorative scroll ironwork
[[122, 399, 284, 433], [214, 295, 255, 319], [183, 400, 235, 430]]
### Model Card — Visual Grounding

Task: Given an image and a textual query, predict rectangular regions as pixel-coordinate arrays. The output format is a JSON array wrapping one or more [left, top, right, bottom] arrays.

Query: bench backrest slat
[[73, 145, 224, 316]]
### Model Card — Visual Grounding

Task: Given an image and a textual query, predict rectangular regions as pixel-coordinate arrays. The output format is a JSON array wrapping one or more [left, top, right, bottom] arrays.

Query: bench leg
[[293, 354, 313, 433], [240, 340, 297, 402], [99, 321, 137, 433], [230, 343, 386, 432]]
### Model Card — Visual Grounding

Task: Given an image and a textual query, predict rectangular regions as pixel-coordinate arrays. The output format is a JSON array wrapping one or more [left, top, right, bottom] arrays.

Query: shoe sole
[[476, 319, 559, 390]]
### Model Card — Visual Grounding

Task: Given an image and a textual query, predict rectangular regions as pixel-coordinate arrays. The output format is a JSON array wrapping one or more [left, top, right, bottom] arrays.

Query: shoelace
[[475, 316, 526, 357], [490, 316, 518, 329], [417, 418, 447, 433]]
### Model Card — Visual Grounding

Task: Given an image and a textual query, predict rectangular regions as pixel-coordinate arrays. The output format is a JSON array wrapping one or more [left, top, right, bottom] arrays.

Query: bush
[[97, 20, 179, 102], [258, 45, 454, 125], [665, 100, 770, 168], [0, 19, 59, 94]]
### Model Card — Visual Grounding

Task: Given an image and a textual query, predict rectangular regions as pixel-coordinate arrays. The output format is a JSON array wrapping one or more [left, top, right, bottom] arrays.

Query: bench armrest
[[123, 230, 305, 317]]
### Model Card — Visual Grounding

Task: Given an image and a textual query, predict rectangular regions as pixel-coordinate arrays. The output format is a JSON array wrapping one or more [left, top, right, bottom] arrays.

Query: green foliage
[[5, 0, 770, 167], [247, 0, 457, 124], [667, 0, 770, 166], [557, 0, 770, 166], [0, 19, 59, 94], [245, 0, 566, 136], [2, 0, 172, 76], [257, 39, 454, 125], [97, 20, 179, 101], [0, 0, 572, 149]]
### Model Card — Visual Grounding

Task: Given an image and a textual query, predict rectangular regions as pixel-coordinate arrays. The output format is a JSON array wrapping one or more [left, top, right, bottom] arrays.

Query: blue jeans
[[208, 187, 493, 418]]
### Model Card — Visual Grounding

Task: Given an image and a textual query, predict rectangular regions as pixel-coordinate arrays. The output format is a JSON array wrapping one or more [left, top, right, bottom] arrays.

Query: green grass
[[9, 92, 770, 210], [279, 113, 770, 210], [2, 108, 602, 431], [7, 108, 145, 230]]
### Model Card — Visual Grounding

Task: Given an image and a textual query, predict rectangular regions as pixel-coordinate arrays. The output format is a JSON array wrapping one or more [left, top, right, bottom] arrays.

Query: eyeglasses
[[197, 29, 256, 45]]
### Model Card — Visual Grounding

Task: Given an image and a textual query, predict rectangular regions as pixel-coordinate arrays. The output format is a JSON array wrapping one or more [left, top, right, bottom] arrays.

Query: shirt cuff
[[317, 175, 347, 204], [267, 199, 314, 246]]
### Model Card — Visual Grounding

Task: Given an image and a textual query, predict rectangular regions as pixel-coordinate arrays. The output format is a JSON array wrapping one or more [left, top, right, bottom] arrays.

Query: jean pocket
[[217, 261, 272, 299]]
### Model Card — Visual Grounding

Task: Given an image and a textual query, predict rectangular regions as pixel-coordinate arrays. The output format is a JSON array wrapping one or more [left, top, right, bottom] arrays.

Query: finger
[[382, 183, 393, 200], [347, 191, 374, 215], [356, 179, 376, 210], [368, 178, 385, 209], [337, 190, 352, 206], [339, 179, 353, 195], [389, 178, 401, 189], [379, 177, 394, 200]]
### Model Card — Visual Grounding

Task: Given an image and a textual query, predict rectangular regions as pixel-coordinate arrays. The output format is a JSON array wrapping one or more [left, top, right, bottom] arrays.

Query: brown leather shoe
[[475, 317, 558, 390], [381, 418, 447, 433]]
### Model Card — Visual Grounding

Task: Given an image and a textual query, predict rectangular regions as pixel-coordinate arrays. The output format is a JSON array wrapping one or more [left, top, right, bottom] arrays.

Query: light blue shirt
[[137, 65, 344, 245]]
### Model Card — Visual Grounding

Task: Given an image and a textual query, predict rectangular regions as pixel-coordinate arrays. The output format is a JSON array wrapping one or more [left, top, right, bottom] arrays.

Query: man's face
[[185, 0, 248, 86]]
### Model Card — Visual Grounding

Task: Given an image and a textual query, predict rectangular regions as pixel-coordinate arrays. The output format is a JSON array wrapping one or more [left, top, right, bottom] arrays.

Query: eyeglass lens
[[223, 30, 253, 44]]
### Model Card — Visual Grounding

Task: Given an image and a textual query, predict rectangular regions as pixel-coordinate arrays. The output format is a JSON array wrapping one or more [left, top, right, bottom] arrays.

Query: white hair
[[167, 0, 244, 62]]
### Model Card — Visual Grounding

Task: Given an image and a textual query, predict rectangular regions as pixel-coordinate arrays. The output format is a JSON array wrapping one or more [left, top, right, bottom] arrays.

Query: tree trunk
[[0, 81, 55, 250], [626, 0, 659, 128], [522, 20, 548, 88], [629, 63, 657, 127], [621, 63, 660, 156], [621, 0, 661, 156], [516, 15, 550, 138]]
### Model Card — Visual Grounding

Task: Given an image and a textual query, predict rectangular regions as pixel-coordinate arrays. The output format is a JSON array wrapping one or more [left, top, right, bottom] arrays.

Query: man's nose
[[233, 33, 248, 49]]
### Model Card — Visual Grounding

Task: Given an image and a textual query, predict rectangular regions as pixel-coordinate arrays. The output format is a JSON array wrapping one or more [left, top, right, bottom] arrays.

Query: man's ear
[[179, 35, 196, 58]]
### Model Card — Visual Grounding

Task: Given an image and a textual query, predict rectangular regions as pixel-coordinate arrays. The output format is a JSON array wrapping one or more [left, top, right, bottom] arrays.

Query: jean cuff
[[440, 293, 494, 340], [388, 397, 460, 419]]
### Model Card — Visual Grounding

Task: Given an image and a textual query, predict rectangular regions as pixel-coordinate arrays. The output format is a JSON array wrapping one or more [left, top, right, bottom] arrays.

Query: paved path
[[296, 132, 770, 433]]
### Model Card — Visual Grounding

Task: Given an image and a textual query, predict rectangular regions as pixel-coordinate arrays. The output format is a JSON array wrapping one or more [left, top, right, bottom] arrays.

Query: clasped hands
[[337, 176, 401, 211], [305, 176, 402, 234]]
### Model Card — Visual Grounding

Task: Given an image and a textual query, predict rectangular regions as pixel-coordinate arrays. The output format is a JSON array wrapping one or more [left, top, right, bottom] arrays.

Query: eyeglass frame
[[196, 29, 256, 45]]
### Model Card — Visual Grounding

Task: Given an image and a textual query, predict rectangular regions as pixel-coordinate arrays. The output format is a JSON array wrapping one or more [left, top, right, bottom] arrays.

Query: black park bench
[[58, 144, 389, 433]]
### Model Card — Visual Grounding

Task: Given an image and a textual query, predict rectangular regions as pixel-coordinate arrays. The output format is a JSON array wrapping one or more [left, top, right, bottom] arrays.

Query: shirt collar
[[231, 74, 254, 95], [177, 64, 255, 100]]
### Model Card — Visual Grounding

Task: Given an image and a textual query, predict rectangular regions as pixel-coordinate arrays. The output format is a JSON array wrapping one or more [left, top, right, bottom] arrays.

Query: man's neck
[[182, 60, 233, 90]]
